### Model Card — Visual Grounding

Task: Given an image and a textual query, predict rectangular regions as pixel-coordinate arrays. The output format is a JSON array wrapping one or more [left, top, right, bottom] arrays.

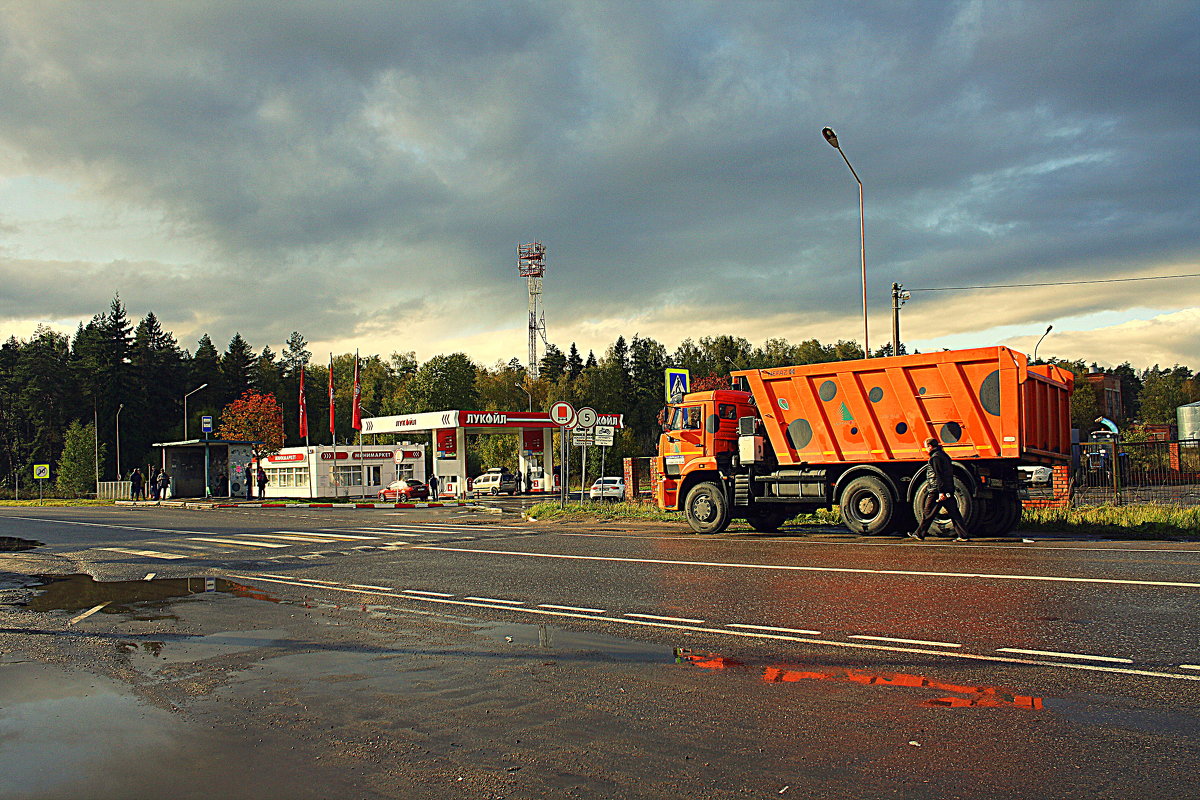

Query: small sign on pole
[[201, 415, 214, 434], [665, 368, 690, 403], [33, 464, 50, 480], [593, 425, 615, 447]]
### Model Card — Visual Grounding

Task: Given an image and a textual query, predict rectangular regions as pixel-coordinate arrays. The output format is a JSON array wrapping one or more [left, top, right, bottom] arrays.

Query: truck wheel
[[912, 476, 975, 537], [685, 481, 731, 534], [976, 491, 1021, 536], [839, 475, 895, 535], [747, 508, 791, 532]]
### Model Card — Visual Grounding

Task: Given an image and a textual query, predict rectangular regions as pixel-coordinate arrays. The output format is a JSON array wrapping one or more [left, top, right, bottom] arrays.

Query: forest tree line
[[3, 295, 1198, 494]]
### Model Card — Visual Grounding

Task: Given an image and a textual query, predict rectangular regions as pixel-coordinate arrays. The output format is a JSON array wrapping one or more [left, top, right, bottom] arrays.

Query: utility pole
[[891, 283, 909, 356]]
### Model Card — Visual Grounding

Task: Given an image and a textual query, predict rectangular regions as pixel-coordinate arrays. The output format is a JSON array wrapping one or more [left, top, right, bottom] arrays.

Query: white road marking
[[538, 603, 607, 613], [6, 515, 215, 536], [555, 532, 1200, 555], [97, 547, 189, 560], [402, 589, 454, 598], [348, 583, 394, 591], [1180, 665, 1200, 671], [413, 546, 1200, 589], [224, 573, 1200, 683], [188, 537, 290, 548], [254, 534, 343, 543], [273, 530, 379, 540], [143, 572, 156, 580], [465, 596, 524, 605], [996, 648, 1133, 663], [626, 612, 706, 624], [68, 602, 111, 625], [728, 623, 822, 635], [850, 635, 962, 648]]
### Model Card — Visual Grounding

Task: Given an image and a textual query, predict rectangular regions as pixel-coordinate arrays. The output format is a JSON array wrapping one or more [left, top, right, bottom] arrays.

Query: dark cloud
[[0, 1, 1195, 360]]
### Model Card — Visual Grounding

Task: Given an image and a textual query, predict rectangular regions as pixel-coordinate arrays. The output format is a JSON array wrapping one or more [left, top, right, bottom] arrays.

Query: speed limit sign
[[576, 407, 597, 428]]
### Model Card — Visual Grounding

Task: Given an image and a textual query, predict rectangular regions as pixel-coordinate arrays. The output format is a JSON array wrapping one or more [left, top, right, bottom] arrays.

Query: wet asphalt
[[0, 504, 1198, 799]]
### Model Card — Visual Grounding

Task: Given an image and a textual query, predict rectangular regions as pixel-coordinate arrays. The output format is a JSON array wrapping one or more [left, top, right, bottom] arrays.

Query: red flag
[[351, 351, 362, 431], [328, 354, 335, 437], [298, 366, 308, 438]]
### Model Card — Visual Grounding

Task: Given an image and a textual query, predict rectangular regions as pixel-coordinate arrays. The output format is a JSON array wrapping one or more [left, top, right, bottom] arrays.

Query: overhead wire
[[908, 273, 1200, 292]]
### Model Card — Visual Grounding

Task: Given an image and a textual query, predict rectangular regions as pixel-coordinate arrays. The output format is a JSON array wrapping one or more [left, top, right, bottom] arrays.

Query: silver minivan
[[473, 468, 517, 495]]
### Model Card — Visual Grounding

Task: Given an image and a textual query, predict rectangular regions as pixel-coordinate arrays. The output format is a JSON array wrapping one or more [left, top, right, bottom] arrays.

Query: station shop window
[[397, 462, 415, 480], [333, 465, 382, 486], [266, 467, 309, 488]]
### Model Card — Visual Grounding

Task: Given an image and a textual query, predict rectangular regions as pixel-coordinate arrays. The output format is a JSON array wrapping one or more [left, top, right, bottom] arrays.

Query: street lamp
[[1033, 325, 1053, 362], [115, 403, 124, 480], [822, 126, 869, 357], [514, 382, 532, 412], [183, 383, 207, 439]]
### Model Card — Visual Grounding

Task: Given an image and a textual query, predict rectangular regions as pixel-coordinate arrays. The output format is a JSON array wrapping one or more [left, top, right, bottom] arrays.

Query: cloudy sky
[[1, 1, 1196, 370]]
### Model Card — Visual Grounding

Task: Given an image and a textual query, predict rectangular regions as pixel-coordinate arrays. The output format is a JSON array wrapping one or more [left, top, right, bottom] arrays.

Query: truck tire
[[746, 508, 791, 532], [911, 476, 975, 537], [685, 481, 731, 534], [976, 491, 1021, 536], [838, 475, 895, 535]]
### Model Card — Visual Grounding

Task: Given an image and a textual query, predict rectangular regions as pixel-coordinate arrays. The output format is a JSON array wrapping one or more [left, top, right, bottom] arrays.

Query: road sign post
[[665, 368, 690, 404], [33, 464, 49, 503], [549, 401, 576, 506], [575, 408, 596, 504]]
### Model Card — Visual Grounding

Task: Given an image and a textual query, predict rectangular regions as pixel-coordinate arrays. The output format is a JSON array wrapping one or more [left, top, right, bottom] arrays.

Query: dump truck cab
[[653, 389, 753, 513]]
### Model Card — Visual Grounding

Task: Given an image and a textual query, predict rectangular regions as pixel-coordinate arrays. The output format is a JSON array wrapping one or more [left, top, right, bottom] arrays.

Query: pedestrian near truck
[[908, 437, 970, 542]]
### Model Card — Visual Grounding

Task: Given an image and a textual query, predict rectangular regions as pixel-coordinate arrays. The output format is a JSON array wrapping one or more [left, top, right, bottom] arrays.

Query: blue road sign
[[665, 368, 690, 403], [201, 415, 213, 434]]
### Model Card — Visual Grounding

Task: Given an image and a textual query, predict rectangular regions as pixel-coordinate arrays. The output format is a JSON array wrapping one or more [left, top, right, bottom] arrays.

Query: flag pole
[[353, 350, 365, 500]]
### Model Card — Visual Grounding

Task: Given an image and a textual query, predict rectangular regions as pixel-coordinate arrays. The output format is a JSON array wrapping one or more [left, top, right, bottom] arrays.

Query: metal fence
[[1071, 438, 1200, 505], [98, 481, 131, 500]]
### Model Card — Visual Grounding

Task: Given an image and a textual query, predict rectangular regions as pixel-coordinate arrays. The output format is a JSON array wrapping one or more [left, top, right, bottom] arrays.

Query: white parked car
[[589, 477, 625, 501], [1018, 465, 1053, 485]]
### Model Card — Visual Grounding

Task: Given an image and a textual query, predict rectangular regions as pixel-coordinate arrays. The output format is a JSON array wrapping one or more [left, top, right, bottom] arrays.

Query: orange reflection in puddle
[[675, 648, 1043, 710]]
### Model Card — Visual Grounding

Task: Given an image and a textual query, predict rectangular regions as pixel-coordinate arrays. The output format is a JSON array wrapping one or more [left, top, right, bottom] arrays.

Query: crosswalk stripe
[[253, 534, 343, 543], [187, 537, 290, 548], [97, 547, 189, 560], [272, 530, 379, 540]]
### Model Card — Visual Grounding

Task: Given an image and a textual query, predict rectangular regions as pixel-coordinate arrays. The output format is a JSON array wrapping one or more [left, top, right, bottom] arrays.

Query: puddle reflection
[[675, 647, 1044, 710], [0, 536, 42, 552], [24, 574, 278, 615]]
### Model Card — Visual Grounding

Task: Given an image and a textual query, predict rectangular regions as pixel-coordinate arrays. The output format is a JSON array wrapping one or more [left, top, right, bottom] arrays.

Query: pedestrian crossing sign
[[665, 369, 690, 403]]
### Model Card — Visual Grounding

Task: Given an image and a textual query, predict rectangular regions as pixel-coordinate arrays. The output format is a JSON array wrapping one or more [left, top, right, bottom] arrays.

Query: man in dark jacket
[[909, 437, 970, 541]]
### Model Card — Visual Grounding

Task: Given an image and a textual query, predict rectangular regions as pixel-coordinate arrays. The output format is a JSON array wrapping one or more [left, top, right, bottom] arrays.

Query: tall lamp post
[[115, 403, 124, 480], [822, 126, 869, 357], [183, 383, 208, 439], [514, 382, 533, 412], [1033, 325, 1053, 362]]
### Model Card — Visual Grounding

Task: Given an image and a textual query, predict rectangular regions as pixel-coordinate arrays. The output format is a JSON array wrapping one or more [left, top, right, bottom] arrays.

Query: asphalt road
[[1, 505, 1198, 799]]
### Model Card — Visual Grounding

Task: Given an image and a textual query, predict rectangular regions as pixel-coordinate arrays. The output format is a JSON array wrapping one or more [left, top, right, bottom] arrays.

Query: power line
[[908, 272, 1200, 292]]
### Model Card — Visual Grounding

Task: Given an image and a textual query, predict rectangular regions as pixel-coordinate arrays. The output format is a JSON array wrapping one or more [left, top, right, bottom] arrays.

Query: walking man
[[427, 473, 439, 498], [908, 437, 970, 541]]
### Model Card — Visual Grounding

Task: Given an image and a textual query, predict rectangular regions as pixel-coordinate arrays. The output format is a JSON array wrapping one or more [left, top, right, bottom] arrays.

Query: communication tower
[[517, 242, 548, 378]]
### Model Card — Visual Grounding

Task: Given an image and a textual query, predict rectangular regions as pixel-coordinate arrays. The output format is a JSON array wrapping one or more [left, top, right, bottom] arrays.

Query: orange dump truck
[[653, 345, 1073, 535]]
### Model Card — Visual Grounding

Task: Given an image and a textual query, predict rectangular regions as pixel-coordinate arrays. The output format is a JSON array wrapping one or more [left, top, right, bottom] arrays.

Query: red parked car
[[377, 479, 430, 502]]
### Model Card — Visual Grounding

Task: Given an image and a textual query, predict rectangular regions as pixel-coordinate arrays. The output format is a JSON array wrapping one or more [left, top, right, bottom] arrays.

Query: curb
[[117, 500, 470, 510]]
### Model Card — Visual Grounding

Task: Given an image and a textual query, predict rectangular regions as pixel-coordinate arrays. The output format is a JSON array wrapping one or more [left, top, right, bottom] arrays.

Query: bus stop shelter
[[152, 439, 263, 498]]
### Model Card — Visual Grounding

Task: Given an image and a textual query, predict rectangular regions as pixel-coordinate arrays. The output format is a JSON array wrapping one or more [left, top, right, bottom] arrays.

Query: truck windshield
[[670, 406, 702, 430]]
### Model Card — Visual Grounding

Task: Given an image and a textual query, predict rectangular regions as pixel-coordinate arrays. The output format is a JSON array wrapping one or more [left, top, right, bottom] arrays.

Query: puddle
[[675, 648, 1045, 710], [1048, 696, 1200, 736], [120, 629, 291, 670], [477, 622, 676, 664], [0, 536, 41, 552], [22, 574, 275, 617]]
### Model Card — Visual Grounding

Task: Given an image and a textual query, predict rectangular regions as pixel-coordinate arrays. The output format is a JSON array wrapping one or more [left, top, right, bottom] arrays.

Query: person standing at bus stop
[[908, 437, 970, 542]]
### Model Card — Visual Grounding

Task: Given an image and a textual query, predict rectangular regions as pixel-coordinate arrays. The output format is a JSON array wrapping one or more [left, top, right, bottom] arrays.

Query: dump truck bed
[[734, 345, 1073, 467]]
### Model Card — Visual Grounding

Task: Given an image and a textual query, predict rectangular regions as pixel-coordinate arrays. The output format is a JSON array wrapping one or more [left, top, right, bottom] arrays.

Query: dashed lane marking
[[625, 612, 706, 624], [465, 596, 524, 605], [97, 547, 189, 560], [223, 573, 1200, 683], [273, 530, 380, 540], [538, 603, 606, 614], [728, 623, 821, 635], [412, 545, 1200, 589], [995, 647, 1133, 664], [850, 634, 962, 648]]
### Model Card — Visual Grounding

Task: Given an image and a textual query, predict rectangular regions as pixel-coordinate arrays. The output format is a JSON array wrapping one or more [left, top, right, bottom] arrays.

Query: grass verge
[[0, 499, 115, 507], [1019, 504, 1200, 538], [526, 501, 842, 527]]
